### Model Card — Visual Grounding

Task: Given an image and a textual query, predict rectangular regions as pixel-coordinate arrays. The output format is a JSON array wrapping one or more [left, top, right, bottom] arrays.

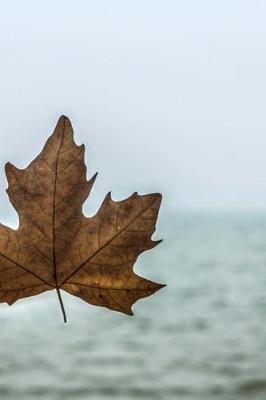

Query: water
[[0, 211, 266, 399]]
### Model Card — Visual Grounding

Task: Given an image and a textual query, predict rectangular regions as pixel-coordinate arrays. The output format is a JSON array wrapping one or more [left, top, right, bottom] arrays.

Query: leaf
[[0, 116, 165, 322]]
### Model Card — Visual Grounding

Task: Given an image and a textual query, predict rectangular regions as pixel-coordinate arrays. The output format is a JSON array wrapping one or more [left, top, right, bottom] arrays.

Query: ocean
[[0, 211, 266, 400]]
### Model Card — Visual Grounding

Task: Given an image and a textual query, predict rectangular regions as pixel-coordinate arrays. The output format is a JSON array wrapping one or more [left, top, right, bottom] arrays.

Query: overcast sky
[[1, 1, 266, 227]]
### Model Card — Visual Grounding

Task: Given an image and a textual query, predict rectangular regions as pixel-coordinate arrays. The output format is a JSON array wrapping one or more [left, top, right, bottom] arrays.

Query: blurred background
[[1, 1, 266, 399]]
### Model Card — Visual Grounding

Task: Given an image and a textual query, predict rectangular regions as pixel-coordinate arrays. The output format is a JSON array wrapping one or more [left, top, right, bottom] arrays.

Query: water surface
[[0, 211, 266, 399]]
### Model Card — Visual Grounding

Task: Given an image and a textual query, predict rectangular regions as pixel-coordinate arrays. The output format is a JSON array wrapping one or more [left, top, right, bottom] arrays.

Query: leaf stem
[[56, 287, 67, 323]]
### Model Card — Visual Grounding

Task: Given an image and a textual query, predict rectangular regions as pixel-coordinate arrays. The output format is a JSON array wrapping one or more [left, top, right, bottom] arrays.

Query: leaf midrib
[[52, 119, 65, 288]]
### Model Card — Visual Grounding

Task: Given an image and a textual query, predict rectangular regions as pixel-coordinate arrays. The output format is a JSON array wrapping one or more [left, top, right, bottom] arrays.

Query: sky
[[1, 1, 266, 228]]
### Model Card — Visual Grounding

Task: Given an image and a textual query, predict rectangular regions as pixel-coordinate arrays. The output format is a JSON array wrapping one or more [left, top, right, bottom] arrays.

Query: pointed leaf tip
[[89, 172, 98, 183], [106, 191, 112, 200], [59, 115, 70, 122]]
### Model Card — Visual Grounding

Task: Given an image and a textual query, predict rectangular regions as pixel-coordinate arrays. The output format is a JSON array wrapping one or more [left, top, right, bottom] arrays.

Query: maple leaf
[[0, 116, 165, 322]]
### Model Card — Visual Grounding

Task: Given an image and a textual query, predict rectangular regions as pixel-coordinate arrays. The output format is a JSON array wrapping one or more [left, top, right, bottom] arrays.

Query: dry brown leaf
[[0, 116, 165, 322]]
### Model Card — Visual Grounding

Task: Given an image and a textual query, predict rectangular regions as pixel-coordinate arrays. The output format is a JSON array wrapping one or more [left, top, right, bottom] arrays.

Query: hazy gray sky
[[1, 0, 266, 226]]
